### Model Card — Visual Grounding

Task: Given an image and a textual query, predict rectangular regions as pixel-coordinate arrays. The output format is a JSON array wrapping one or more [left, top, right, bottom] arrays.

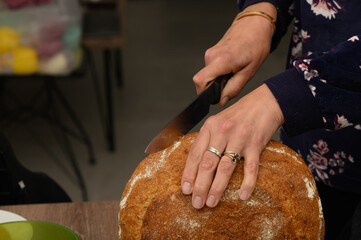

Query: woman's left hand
[[181, 84, 284, 209]]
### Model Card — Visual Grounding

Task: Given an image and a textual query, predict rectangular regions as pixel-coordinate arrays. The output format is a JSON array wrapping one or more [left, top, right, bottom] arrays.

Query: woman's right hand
[[194, 2, 277, 107]]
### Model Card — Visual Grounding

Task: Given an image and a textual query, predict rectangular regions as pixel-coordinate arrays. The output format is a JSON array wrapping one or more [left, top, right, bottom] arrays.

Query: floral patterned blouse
[[238, 0, 361, 194]]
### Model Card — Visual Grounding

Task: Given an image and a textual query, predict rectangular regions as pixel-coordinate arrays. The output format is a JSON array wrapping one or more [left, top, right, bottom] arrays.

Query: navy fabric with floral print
[[238, 0, 361, 194]]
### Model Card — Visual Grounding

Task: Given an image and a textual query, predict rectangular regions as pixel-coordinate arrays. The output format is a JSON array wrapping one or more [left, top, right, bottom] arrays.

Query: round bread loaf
[[119, 133, 325, 240]]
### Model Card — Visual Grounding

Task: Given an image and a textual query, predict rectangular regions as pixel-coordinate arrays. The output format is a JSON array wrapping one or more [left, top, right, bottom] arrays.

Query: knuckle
[[193, 183, 208, 195], [244, 161, 259, 176], [187, 150, 201, 164], [218, 159, 235, 177], [181, 171, 195, 183], [205, 116, 236, 134], [205, 115, 217, 124], [199, 125, 205, 132], [193, 76, 201, 87], [204, 48, 214, 63], [240, 176, 256, 192], [218, 118, 235, 134], [200, 154, 216, 171], [212, 186, 225, 196], [215, 51, 233, 63], [236, 50, 252, 64], [226, 90, 238, 100], [203, 116, 217, 129], [205, 47, 236, 66], [236, 127, 250, 138], [251, 133, 265, 147], [227, 85, 243, 99]]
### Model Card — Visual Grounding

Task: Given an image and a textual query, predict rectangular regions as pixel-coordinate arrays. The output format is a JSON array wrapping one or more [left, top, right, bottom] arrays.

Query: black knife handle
[[209, 73, 233, 105]]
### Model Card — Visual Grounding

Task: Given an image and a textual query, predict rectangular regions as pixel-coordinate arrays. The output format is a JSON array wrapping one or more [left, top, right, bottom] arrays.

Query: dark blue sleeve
[[265, 68, 324, 136], [237, 0, 294, 51], [265, 36, 361, 136]]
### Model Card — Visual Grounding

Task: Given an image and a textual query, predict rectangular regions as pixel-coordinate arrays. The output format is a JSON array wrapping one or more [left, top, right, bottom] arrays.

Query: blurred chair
[[0, 71, 94, 201], [0, 131, 71, 205], [81, 0, 127, 152]]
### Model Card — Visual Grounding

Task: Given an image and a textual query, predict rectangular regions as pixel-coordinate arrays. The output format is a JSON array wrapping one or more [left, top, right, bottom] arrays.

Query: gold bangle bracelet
[[234, 11, 276, 32]]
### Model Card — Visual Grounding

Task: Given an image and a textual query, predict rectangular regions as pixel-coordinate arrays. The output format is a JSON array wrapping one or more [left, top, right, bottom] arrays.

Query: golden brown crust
[[119, 133, 325, 240]]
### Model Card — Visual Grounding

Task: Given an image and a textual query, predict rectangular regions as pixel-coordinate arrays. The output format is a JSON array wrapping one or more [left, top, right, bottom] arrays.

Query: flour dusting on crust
[[118, 211, 121, 237], [174, 216, 201, 233], [221, 187, 239, 201], [265, 146, 303, 165], [260, 215, 282, 240], [245, 199, 262, 207], [120, 140, 182, 209], [303, 177, 316, 199], [317, 198, 324, 240]]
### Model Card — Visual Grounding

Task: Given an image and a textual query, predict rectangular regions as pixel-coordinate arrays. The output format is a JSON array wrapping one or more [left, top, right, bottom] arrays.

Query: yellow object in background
[[0, 47, 38, 75], [0, 27, 20, 53], [12, 47, 38, 75]]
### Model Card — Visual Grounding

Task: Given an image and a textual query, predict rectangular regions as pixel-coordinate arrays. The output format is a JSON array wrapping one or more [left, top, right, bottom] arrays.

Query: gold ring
[[207, 147, 223, 158], [223, 151, 241, 164]]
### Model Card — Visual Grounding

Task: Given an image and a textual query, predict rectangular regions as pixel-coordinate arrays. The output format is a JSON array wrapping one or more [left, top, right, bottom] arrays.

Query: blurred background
[[0, 0, 291, 202]]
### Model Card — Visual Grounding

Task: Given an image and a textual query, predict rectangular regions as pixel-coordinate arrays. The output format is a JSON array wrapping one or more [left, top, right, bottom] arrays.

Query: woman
[[181, 0, 361, 239]]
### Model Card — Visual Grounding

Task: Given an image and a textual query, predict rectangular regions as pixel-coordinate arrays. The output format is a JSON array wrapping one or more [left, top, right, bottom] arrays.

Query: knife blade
[[145, 73, 232, 154]]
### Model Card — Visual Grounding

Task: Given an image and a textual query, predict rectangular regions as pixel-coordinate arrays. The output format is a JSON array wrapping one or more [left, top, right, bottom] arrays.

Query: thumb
[[193, 60, 233, 94]]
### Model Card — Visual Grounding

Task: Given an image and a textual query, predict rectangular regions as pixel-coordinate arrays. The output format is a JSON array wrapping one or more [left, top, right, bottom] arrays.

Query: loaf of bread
[[119, 133, 325, 240]]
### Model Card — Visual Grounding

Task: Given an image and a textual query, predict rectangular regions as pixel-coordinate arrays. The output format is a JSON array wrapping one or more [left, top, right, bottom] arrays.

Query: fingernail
[[193, 196, 203, 209], [182, 182, 191, 194], [240, 190, 248, 200], [206, 195, 215, 207], [220, 97, 229, 106]]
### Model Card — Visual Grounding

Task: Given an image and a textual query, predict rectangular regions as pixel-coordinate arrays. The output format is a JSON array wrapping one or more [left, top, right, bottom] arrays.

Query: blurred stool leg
[[114, 49, 123, 88], [49, 84, 88, 201], [50, 80, 96, 165], [85, 48, 107, 139], [104, 49, 115, 152]]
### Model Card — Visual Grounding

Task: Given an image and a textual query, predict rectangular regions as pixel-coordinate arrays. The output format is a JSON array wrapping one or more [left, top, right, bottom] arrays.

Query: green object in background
[[62, 25, 81, 50], [0, 221, 79, 240]]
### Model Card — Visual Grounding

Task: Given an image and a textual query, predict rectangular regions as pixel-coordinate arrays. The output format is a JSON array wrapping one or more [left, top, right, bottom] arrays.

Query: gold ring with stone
[[223, 151, 241, 164], [207, 147, 223, 158]]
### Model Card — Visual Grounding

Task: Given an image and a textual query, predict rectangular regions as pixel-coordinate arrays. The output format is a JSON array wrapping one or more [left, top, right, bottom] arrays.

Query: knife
[[145, 73, 233, 154]]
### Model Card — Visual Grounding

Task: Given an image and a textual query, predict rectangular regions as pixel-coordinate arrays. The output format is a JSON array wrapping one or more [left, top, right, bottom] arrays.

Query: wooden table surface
[[0, 201, 119, 240]]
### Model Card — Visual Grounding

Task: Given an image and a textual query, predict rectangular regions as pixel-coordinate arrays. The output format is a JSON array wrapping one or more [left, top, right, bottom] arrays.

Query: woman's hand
[[181, 84, 284, 209], [194, 2, 277, 107]]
